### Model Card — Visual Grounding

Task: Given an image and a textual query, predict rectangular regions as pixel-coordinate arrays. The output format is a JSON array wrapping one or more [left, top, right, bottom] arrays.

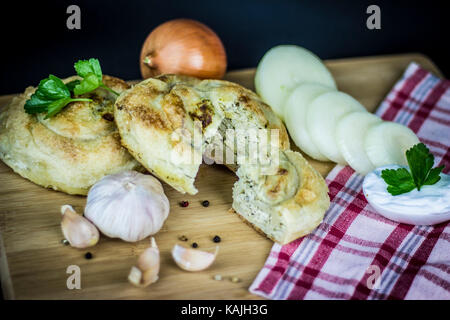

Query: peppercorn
[[84, 252, 93, 260], [213, 235, 221, 243], [61, 239, 69, 246], [201, 200, 210, 207], [178, 235, 188, 241], [180, 200, 189, 207], [192, 242, 198, 248]]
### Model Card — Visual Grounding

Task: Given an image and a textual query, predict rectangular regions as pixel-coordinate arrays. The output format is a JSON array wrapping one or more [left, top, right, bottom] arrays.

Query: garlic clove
[[61, 205, 100, 249], [128, 267, 145, 287], [128, 237, 160, 287], [171, 244, 219, 272]]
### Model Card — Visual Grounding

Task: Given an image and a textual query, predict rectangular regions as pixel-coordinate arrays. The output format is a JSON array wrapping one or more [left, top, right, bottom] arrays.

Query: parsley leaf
[[73, 58, 119, 96], [24, 94, 53, 113], [38, 75, 70, 100], [74, 58, 102, 79], [424, 166, 445, 185], [73, 73, 100, 95], [381, 143, 445, 195], [381, 168, 416, 195], [406, 143, 434, 190], [24, 74, 92, 119]]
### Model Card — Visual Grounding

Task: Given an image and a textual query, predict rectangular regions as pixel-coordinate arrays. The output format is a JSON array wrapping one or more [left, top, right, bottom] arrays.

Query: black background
[[0, 0, 449, 94]]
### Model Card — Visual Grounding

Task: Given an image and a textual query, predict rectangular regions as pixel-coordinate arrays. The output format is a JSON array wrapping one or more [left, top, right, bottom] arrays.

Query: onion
[[140, 19, 227, 79]]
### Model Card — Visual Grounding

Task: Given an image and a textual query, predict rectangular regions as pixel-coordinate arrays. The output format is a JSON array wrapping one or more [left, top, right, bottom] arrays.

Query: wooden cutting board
[[0, 53, 442, 300]]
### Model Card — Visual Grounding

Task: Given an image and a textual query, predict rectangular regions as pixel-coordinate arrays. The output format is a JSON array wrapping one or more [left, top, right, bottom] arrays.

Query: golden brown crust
[[103, 75, 131, 91], [0, 76, 141, 195], [278, 150, 330, 243], [114, 74, 290, 194]]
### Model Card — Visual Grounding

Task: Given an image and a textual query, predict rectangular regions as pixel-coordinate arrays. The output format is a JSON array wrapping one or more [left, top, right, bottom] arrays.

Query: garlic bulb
[[61, 205, 99, 248], [172, 244, 219, 272], [128, 237, 160, 287], [84, 171, 170, 242]]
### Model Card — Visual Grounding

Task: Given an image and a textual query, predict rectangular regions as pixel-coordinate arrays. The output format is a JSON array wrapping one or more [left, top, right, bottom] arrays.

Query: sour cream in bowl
[[363, 165, 450, 225]]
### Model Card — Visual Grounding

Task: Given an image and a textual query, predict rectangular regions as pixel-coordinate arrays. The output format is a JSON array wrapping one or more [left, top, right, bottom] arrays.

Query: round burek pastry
[[0, 75, 141, 195], [114, 74, 290, 195]]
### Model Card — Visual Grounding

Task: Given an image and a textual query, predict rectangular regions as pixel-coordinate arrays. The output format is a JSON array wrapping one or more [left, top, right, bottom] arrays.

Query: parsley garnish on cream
[[381, 143, 445, 195]]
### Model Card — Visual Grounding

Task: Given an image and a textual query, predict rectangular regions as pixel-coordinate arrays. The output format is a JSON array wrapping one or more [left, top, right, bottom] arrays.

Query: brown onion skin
[[140, 19, 227, 79]]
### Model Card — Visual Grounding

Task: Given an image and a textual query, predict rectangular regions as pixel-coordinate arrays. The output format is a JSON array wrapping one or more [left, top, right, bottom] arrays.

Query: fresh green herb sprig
[[24, 75, 92, 119], [381, 143, 445, 195], [24, 58, 118, 118], [73, 58, 119, 96]]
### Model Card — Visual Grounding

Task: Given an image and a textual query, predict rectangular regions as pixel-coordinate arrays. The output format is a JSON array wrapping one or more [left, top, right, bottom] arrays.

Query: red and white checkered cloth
[[249, 62, 450, 300]]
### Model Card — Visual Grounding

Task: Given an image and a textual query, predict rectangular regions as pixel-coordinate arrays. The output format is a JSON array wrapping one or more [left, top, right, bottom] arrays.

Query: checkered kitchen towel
[[249, 62, 450, 300]]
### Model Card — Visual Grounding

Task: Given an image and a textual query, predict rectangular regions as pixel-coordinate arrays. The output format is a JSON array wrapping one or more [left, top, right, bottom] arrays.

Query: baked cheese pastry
[[115, 74, 290, 194], [232, 150, 329, 244], [114, 74, 329, 244], [0, 75, 141, 195]]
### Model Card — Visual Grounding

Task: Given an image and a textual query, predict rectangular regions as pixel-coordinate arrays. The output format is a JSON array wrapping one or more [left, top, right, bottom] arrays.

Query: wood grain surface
[[0, 53, 442, 300]]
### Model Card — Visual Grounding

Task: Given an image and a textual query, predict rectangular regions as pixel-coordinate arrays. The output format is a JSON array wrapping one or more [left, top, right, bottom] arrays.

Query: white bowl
[[364, 198, 450, 225], [363, 166, 450, 226]]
